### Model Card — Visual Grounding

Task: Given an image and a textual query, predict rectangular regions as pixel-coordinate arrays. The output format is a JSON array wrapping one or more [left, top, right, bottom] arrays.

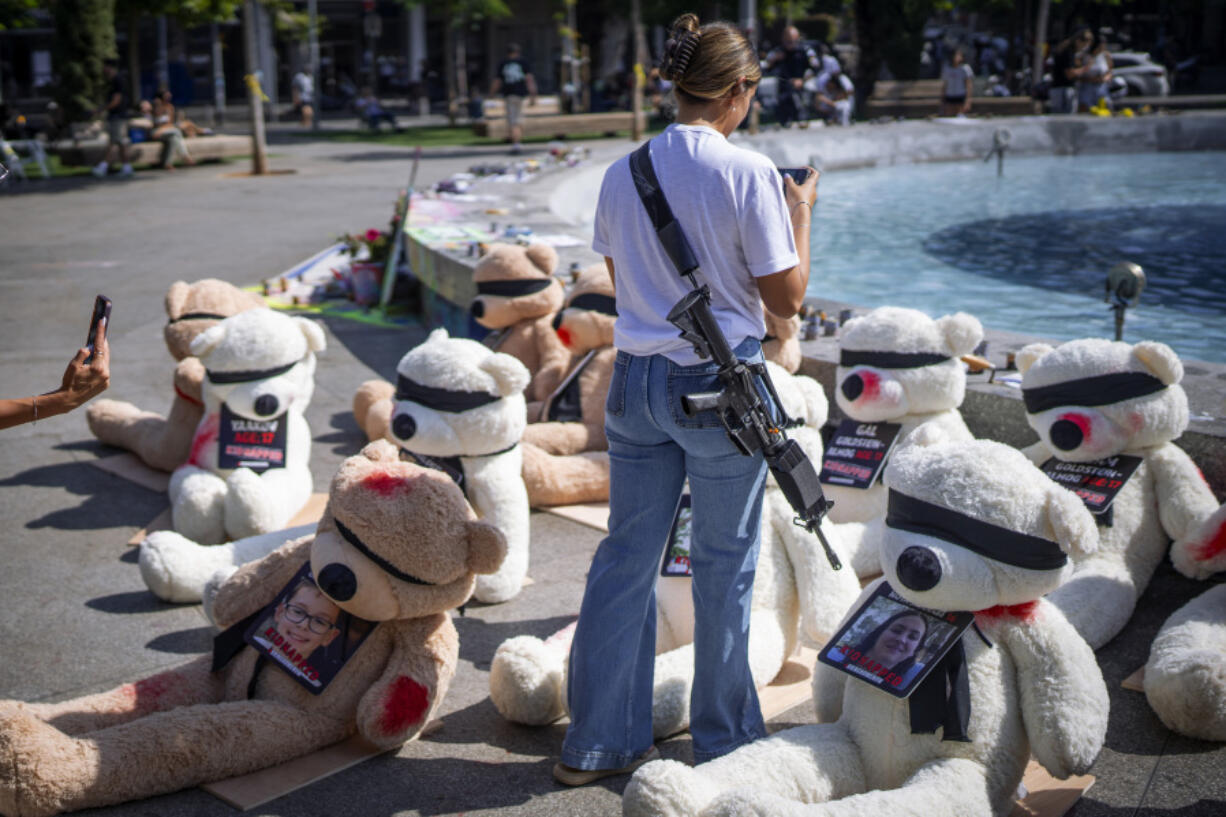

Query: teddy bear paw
[[1171, 506, 1226, 580], [488, 636, 566, 724], [224, 468, 280, 539], [623, 758, 710, 817], [139, 530, 228, 603], [0, 708, 94, 817]]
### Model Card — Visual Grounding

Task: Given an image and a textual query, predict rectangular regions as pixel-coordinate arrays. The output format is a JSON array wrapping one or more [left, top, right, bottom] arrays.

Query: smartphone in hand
[[85, 295, 112, 363], [777, 167, 813, 185]]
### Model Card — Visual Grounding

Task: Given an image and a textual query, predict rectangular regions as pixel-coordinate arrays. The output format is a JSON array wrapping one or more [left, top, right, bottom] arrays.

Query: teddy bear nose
[[1049, 419, 1084, 451], [392, 412, 417, 440], [470, 300, 485, 319], [253, 394, 280, 417], [318, 563, 357, 602], [896, 546, 942, 591], [841, 374, 864, 402]]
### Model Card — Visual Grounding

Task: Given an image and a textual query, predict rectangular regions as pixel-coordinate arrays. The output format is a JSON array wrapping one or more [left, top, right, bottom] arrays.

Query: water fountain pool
[[809, 150, 1226, 363]]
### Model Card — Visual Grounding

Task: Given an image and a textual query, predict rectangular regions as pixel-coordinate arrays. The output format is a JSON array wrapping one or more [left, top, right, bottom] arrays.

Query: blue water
[[808, 151, 1226, 363]]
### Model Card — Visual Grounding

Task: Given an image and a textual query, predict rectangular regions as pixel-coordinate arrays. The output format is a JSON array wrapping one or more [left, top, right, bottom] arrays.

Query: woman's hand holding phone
[[782, 166, 819, 213], [60, 302, 111, 411]]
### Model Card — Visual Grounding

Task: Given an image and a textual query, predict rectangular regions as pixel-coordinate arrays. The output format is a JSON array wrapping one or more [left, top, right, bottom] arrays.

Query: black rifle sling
[[628, 141, 701, 279]]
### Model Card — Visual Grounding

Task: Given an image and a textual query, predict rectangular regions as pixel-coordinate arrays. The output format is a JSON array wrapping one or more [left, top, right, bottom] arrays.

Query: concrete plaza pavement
[[0, 131, 1224, 817]]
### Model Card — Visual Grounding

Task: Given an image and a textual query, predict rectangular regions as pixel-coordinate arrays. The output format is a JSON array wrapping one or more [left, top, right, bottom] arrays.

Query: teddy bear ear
[[1132, 341, 1183, 386], [190, 323, 226, 359], [905, 420, 948, 450], [426, 327, 450, 345], [1015, 343, 1054, 375], [360, 439, 400, 463], [936, 312, 983, 357], [294, 317, 327, 353], [165, 281, 191, 318], [480, 352, 530, 396], [524, 243, 558, 276], [1044, 484, 1098, 557], [465, 520, 507, 575]]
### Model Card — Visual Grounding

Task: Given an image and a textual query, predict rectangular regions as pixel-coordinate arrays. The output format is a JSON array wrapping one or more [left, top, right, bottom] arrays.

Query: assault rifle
[[666, 287, 842, 571]]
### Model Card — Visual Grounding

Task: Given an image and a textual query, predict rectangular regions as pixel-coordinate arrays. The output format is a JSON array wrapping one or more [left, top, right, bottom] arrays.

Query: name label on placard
[[660, 493, 693, 578], [218, 404, 287, 471], [819, 419, 901, 489], [244, 563, 377, 694], [818, 581, 973, 698], [1039, 454, 1142, 526]]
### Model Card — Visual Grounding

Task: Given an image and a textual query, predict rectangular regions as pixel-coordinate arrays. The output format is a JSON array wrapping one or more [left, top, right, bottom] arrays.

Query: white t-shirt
[[941, 63, 973, 98], [591, 124, 799, 364]]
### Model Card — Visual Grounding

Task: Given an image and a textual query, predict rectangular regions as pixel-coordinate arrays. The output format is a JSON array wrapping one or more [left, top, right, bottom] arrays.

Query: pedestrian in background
[[490, 44, 537, 155], [92, 59, 133, 178], [940, 47, 974, 116]]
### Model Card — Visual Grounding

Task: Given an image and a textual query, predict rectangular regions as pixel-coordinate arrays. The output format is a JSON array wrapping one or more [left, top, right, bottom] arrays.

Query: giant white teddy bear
[[167, 308, 324, 546], [1145, 506, 1226, 741], [384, 328, 531, 604], [825, 306, 982, 577], [488, 364, 861, 738], [1016, 338, 1223, 649], [623, 430, 1108, 817]]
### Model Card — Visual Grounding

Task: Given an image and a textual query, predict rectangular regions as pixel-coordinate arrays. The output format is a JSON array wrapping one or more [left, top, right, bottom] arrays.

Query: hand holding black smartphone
[[777, 167, 813, 185], [86, 295, 112, 364]]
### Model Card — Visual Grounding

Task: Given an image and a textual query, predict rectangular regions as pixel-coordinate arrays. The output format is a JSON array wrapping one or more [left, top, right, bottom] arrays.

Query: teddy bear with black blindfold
[[86, 279, 263, 472], [1016, 338, 1223, 649], [0, 441, 504, 817], [623, 428, 1108, 817]]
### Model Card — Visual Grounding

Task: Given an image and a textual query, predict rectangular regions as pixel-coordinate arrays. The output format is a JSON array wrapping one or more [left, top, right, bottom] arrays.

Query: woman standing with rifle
[[553, 12, 818, 785]]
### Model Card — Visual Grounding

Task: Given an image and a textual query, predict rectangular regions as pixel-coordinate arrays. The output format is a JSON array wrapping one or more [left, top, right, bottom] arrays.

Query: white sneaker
[[91, 162, 108, 178], [119, 164, 134, 177]]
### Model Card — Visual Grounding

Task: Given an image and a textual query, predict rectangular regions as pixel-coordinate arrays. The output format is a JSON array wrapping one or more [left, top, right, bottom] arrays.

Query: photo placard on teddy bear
[[660, 493, 694, 578], [819, 419, 901, 490], [217, 404, 289, 472], [1039, 454, 1142, 527], [818, 582, 973, 697], [244, 564, 378, 694]]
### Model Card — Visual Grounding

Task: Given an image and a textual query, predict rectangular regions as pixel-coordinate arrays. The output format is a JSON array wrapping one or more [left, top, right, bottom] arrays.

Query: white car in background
[[1111, 52, 1170, 97]]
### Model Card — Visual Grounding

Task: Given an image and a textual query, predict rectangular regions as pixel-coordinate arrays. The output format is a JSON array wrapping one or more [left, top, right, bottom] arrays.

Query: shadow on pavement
[[0, 462, 164, 530]]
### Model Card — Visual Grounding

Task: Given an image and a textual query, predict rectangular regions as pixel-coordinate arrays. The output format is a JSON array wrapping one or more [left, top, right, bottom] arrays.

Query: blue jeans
[[561, 338, 770, 769]]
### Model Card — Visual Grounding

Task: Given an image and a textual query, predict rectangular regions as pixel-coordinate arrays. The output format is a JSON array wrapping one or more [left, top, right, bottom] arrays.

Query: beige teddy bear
[[86, 279, 263, 472], [469, 242, 572, 404], [0, 441, 505, 817]]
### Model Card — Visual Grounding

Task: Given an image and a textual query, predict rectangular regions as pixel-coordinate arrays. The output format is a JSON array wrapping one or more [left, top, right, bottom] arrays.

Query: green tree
[[393, 0, 511, 125], [113, 0, 242, 104], [51, 0, 117, 125], [0, 0, 38, 31]]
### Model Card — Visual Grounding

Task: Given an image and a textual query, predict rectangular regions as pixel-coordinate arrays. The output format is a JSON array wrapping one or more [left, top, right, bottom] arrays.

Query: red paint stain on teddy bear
[[975, 601, 1039, 622], [858, 370, 880, 401], [1057, 412, 1093, 444], [556, 326, 573, 348], [1194, 517, 1226, 562], [187, 413, 220, 467], [379, 675, 429, 735], [363, 471, 417, 497], [120, 672, 178, 712]]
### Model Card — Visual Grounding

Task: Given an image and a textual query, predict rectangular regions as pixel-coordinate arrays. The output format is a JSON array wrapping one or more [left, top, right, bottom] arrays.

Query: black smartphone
[[85, 295, 112, 363], [777, 167, 813, 185]]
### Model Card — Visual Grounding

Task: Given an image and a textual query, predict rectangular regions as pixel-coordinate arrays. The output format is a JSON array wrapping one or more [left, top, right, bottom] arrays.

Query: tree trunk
[[852, 0, 881, 116], [243, 0, 268, 175], [444, 18, 457, 126], [127, 13, 141, 108]]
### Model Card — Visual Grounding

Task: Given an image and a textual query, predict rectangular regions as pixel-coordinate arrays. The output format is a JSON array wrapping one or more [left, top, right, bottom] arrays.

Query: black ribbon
[[567, 293, 618, 316], [909, 640, 971, 742], [334, 517, 434, 587], [1022, 371, 1167, 414], [395, 374, 500, 413], [400, 448, 467, 496], [475, 279, 554, 298], [211, 606, 264, 673], [886, 490, 1068, 571], [206, 360, 298, 384], [839, 350, 951, 369], [168, 312, 229, 324]]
